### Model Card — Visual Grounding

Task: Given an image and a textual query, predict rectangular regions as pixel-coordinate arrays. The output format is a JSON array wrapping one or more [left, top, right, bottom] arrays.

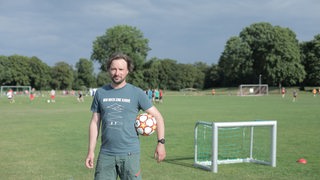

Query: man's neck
[[111, 81, 127, 89]]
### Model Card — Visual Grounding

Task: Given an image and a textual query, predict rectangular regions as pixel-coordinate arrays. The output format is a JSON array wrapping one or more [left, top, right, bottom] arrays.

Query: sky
[[1, 0, 319, 69]]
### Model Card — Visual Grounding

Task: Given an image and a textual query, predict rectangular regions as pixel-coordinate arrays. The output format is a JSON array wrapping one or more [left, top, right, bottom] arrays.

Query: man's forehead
[[110, 59, 128, 68], [111, 59, 126, 65]]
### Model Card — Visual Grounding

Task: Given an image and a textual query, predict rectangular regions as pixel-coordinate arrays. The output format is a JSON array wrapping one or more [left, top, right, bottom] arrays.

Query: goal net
[[194, 121, 277, 173], [1, 86, 31, 96], [239, 84, 268, 96]]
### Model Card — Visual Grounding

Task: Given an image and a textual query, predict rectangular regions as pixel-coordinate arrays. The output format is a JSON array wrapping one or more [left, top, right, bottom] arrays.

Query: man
[[29, 88, 36, 101], [312, 88, 317, 97], [50, 89, 56, 103], [281, 87, 286, 98], [85, 53, 166, 180], [77, 91, 84, 102], [293, 89, 298, 102], [7, 89, 15, 103]]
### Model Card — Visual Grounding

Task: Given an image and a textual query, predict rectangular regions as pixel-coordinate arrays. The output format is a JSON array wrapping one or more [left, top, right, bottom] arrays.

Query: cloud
[[0, 0, 319, 66]]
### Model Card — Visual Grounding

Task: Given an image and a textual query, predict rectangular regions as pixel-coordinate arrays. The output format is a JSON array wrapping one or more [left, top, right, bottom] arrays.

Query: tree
[[142, 58, 161, 89], [74, 58, 96, 89], [142, 59, 206, 90], [5, 55, 32, 85], [91, 25, 150, 72], [0, 56, 10, 85], [239, 22, 305, 86], [51, 62, 74, 90], [300, 34, 320, 86], [175, 63, 203, 90], [205, 64, 220, 88], [96, 71, 111, 87], [193, 62, 209, 89], [140, 58, 179, 90], [218, 36, 253, 86], [29, 56, 51, 90], [158, 59, 179, 90], [0, 55, 52, 89]]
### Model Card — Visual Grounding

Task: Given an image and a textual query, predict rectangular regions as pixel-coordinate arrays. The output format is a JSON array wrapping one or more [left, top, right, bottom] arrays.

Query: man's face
[[108, 59, 129, 85]]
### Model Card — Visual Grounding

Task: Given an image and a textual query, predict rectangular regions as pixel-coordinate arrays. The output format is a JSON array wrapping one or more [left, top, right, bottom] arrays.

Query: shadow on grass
[[163, 156, 195, 169]]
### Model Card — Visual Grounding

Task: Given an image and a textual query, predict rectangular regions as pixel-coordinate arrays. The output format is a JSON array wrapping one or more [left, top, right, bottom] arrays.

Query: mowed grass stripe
[[0, 93, 319, 180]]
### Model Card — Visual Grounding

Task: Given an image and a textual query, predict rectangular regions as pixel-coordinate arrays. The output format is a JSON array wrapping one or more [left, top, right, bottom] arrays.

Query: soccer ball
[[47, 99, 50, 103], [135, 113, 157, 136]]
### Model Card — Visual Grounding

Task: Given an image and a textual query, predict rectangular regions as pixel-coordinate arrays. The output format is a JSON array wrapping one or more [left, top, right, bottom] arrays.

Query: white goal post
[[239, 84, 269, 96], [0, 86, 31, 96], [194, 120, 277, 173]]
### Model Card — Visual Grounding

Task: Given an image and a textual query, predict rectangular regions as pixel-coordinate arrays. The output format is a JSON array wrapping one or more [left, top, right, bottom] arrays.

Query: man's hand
[[85, 152, 95, 169], [154, 143, 166, 163]]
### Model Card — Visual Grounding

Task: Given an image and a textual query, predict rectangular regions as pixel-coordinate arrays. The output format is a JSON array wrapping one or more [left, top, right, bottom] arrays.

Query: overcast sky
[[1, 0, 319, 68]]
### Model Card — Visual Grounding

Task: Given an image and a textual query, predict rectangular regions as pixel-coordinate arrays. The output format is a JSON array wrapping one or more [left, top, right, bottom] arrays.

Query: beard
[[111, 75, 125, 85]]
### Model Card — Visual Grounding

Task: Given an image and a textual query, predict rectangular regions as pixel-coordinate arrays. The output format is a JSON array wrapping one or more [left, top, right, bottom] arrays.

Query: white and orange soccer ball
[[135, 113, 157, 136]]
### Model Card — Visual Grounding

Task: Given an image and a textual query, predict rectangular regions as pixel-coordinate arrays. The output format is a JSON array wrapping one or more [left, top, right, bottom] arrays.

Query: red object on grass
[[297, 158, 307, 164]]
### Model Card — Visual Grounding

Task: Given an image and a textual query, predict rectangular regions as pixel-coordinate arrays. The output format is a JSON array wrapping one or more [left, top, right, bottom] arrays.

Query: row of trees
[[1, 23, 320, 91], [0, 55, 97, 91], [0, 54, 207, 91]]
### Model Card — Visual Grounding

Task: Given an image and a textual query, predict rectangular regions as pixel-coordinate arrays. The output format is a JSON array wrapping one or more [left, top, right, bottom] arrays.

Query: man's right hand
[[85, 153, 94, 169]]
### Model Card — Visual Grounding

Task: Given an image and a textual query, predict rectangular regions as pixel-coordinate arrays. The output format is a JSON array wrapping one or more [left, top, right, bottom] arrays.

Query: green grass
[[0, 91, 319, 180]]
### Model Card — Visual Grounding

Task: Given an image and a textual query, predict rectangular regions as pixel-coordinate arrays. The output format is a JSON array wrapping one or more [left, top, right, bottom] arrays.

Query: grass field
[[0, 89, 319, 180]]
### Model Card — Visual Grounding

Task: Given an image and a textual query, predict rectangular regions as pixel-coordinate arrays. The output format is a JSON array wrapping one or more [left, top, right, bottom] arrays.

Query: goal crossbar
[[239, 84, 269, 96], [1, 86, 31, 96], [194, 120, 277, 173]]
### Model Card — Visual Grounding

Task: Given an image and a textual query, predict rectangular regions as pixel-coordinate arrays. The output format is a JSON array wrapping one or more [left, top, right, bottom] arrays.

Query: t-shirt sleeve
[[138, 88, 153, 111], [91, 90, 100, 113]]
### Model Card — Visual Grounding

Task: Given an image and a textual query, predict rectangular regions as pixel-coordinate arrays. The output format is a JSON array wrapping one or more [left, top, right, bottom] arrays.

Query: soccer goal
[[0, 86, 31, 96], [239, 84, 269, 96], [194, 120, 277, 173]]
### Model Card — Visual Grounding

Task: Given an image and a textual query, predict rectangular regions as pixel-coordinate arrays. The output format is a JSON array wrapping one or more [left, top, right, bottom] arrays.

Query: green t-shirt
[[91, 83, 152, 155]]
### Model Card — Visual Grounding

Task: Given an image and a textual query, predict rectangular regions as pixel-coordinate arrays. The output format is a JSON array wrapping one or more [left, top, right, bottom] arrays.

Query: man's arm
[[145, 106, 166, 163], [85, 112, 101, 168]]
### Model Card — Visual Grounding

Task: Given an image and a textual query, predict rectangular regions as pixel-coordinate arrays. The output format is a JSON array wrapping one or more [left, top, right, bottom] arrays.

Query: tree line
[[1, 22, 319, 91]]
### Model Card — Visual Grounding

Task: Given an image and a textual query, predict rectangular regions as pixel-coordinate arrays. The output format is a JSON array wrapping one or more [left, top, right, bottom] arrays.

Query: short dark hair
[[106, 53, 134, 72]]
